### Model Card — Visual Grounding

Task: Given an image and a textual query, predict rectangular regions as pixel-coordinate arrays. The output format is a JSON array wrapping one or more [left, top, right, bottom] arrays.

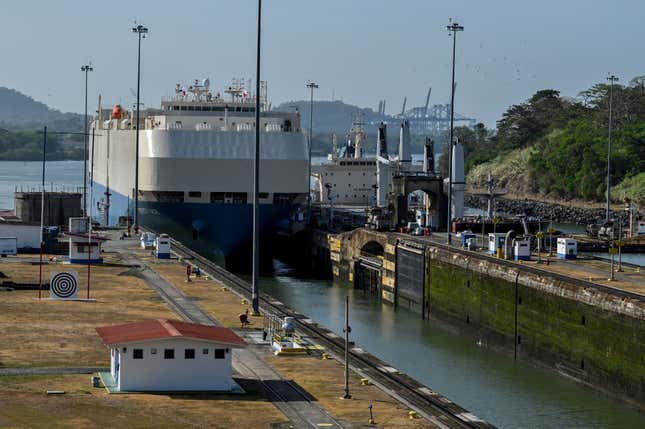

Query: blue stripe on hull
[[91, 182, 299, 262]]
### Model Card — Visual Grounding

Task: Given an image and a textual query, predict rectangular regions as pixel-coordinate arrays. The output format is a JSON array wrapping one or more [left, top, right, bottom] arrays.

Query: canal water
[[2, 160, 644, 427], [261, 263, 645, 429]]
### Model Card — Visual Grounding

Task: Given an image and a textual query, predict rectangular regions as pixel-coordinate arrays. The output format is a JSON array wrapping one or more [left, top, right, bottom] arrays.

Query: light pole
[[251, 0, 262, 315], [342, 295, 352, 399], [132, 24, 148, 234], [81, 64, 93, 217], [446, 21, 464, 245], [306, 81, 319, 221], [605, 74, 618, 222]]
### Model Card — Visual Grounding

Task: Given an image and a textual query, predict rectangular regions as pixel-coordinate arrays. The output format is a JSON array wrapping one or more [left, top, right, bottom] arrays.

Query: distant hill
[[275, 100, 439, 156], [274, 100, 396, 135], [0, 87, 83, 132]]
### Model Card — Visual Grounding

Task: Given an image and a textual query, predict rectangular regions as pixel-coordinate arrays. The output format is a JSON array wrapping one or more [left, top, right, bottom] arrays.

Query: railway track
[[167, 236, 495, 429]]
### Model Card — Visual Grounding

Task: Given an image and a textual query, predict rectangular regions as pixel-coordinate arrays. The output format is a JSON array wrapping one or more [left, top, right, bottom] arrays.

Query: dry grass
[[0, 257, 175, 368], [148, 258, 260, 329], [0, 374, 287, 429], [268, 355, 436, 428]]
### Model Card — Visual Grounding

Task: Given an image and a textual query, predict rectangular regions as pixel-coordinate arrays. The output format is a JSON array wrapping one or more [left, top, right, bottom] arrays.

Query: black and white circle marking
[[51, 272, 78, 298]]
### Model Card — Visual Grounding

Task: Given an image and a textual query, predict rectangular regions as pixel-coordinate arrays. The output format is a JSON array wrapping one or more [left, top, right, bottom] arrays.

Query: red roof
[[95, 319, 247, 347]]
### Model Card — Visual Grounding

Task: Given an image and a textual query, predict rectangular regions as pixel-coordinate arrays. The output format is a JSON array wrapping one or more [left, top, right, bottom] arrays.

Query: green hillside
[[464, 78, 645, 204]]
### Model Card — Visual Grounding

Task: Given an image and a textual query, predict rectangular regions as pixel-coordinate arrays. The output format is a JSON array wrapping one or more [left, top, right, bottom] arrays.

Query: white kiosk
[[155, 234, 171, 259], [513, 239, 531, 261], [488, 233, 506, 256], [557, 238, 577, 260]]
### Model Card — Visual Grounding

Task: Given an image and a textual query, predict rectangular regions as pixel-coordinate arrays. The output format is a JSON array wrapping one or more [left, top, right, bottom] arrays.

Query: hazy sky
[[1, 0, 643, 126]]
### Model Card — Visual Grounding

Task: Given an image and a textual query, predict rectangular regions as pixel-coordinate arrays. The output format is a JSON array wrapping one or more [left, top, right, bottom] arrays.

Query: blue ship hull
[[91, 182, 299, 270]]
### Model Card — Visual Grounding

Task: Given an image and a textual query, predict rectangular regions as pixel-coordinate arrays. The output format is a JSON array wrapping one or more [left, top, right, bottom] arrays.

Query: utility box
[[513, 239, 531, 261], [557, 238, 577, 260], [0, 237, 17, 256], [488, 233, 506, 255], [140, 232, 156, 249], [155, 234, 171, 259], [461, 232, 476, 248]]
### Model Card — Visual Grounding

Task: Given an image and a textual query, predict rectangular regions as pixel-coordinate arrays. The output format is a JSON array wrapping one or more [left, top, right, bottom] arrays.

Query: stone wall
[[465, 194, 607, 224]]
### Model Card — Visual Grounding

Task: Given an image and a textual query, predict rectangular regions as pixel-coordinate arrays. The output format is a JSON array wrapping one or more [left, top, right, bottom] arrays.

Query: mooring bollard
[[361, 378, 370, 385], [322, 352, 329, 360], [408, 410, 418, 419]]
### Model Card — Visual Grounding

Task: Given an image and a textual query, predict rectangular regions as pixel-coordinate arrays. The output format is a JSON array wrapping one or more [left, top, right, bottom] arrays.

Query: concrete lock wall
[[424, 247, 645, 408], [328, 228, 645, 408]]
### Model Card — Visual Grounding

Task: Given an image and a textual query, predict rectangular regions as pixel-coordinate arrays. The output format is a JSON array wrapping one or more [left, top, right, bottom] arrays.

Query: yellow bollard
[[368, 418, 375, 425], [408, 410, 418, 419], [241, 298, 248, 305], [322, 352, 329, 360], [361, 378, 370, 386], [221, 287, 228, 291]]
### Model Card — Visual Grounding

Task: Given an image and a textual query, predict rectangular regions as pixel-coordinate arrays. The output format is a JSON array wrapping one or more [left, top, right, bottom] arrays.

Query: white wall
[[0, 224, 40, 250], [115, 338, 236, 391]]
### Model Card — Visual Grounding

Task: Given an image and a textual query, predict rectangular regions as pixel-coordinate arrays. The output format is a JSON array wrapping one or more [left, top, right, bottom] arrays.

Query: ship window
[[214, 106, 224, 111], [273, 193, 298, 205], [151, 191, 184, 203], [188, 191, 202, 198], [227, 192, 246, 204], [210, 192, 225, 203], [236, 107, 242, 112], [340, 162, 346, 166], [360, 162, 366, 165], [348, 172, 351, 176], [180, 106, 187, 111], [241, 107, 249, 112], [259, 192, 269, 199]]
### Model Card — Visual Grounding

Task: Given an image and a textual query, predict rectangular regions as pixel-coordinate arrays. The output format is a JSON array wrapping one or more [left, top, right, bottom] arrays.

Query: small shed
[[488, 233, 506, 255], [557, 238, 577, 260], [155, 234, 171, 259], [140, 232, 156, 249], [513, 239, 531, 261], [0, 210, 41, 251], [65, 231, 107, 264], [96, 319, 247, 392]]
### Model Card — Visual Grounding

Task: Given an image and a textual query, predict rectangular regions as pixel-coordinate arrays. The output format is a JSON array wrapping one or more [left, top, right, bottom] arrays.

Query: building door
[[355, 258, 381, 295], [114, 350, 120, 384], [396, 244, 425, 315]]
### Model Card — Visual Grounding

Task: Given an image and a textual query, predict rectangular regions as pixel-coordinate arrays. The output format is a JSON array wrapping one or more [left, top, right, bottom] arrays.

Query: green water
[[261, 262, 645, 429]]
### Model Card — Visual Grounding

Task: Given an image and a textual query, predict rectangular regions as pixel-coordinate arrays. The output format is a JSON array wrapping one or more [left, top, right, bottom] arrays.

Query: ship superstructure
[[91, 78, 308, 269]]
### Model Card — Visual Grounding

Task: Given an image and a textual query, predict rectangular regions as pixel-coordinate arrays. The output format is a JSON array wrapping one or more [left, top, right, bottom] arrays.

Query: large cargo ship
[[90, 78, 308, 270]]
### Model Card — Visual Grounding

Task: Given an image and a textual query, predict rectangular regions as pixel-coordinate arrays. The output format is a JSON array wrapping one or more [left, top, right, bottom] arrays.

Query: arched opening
[[361, 240, 384, 258]]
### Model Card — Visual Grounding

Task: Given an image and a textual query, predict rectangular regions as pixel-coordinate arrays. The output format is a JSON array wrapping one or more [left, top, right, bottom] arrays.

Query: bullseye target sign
[[50, 271, 79, 300]]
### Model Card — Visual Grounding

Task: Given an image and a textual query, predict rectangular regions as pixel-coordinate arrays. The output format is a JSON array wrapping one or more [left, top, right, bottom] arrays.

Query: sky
[[0, 0, 644, 127]]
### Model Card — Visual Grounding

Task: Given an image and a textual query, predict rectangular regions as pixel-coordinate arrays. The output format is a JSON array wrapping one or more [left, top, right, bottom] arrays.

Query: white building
[[0, 211, 41, 251], [96, 319, 246, 392]]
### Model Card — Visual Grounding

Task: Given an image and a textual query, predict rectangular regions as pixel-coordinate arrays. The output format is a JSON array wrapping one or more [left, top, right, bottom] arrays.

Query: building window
[[164, 349, 175, 359], [188, 191, 202, 198], [185, 349, 195, 359], [214, 349, 225, 359], [133, 349, 143, 359], [202, 348, 209, 355], [150, 348, 157, 355]]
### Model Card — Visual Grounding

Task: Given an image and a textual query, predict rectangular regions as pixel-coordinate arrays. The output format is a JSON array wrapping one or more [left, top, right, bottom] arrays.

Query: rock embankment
[[465, 195, 607, 224]]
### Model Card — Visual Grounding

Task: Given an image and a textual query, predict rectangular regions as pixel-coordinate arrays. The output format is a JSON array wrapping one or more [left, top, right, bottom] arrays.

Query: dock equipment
[[557, 238, 577, 260]]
